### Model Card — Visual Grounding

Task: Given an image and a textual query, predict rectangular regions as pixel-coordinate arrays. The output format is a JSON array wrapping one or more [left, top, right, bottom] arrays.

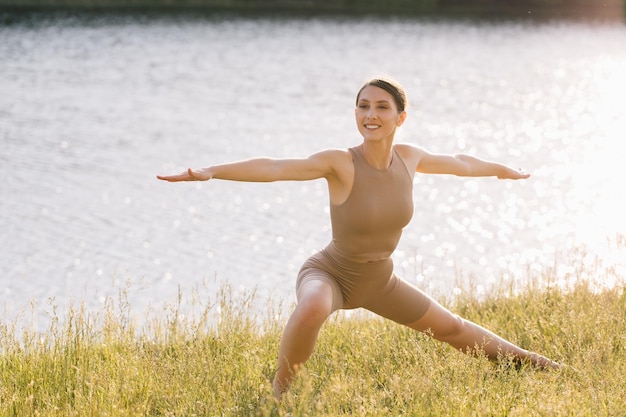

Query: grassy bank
[[1, 262, 625, 416]]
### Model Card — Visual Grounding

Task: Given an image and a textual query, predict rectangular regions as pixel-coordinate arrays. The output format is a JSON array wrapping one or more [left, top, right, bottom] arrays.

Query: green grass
[[1, 245, 625, 416]]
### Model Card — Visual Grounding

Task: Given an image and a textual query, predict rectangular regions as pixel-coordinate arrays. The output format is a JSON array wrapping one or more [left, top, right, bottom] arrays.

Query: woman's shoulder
[[394, 142, 422, 154], [394, 143, 424, 172], [312, 147, 353, 162], [394, 143, 425, 159], [304, 148, 354, 175]]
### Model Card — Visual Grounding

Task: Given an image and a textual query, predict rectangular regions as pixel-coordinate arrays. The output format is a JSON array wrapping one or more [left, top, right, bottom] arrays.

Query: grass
[[1, 242, 625, 416]]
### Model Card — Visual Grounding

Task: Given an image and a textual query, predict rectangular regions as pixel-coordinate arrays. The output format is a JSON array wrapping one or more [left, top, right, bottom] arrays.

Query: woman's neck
[[360, 141, 394, 169]]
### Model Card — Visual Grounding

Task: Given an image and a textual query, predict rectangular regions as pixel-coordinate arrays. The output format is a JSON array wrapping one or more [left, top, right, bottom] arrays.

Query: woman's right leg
[[272, 278, 338, 399]]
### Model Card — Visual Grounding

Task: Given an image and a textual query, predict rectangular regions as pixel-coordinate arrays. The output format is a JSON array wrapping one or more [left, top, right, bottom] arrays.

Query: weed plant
[[1, 243, 625, 416]]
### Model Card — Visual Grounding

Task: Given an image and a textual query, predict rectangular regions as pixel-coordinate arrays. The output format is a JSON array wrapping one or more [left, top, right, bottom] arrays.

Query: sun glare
[[571, 56, 626, 244]]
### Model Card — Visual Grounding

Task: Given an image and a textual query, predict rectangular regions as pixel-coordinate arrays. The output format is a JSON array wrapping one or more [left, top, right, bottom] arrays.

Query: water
[[1, 12, 625, 329]]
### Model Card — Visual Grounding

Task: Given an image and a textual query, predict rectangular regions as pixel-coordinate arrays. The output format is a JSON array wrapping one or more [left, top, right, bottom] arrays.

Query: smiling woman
[[158, 77, 558, 399]]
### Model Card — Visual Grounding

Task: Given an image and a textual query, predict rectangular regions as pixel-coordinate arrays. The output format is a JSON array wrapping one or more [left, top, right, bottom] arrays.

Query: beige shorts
[[296, 246, 431, 324]]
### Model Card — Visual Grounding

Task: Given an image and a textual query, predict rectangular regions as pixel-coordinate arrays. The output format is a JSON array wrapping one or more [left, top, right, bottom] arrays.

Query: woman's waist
[[324, 241, 393, 264]]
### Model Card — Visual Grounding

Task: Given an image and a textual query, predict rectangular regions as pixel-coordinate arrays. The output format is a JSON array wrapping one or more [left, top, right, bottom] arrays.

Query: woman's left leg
[[405, 295, 560, 369]]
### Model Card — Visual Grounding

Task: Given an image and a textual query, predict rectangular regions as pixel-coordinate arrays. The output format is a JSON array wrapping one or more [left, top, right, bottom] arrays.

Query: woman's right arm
[[157, 149, 344, 183]]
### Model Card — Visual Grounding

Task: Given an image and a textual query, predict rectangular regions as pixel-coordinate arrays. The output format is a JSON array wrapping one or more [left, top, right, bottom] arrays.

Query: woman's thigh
[[363, 276, 432, 325]]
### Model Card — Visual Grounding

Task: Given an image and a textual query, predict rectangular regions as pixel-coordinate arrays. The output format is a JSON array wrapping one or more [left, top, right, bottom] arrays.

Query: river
[[1, 11, 625, 330]]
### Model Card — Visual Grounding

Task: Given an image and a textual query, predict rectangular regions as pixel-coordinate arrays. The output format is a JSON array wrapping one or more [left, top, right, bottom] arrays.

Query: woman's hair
[[356, 77, 407, 113]]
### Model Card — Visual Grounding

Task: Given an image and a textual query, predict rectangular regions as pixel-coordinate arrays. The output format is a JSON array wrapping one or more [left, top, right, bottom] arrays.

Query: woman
[[158, 77, 560, 399]]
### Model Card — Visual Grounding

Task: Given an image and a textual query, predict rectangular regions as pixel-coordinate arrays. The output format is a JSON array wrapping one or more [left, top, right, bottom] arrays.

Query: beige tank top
[[329, 145, 414, 262]]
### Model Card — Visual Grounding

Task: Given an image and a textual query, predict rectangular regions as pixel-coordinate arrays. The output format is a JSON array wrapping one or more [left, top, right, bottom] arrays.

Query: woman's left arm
[[413, 147, 530, 180]]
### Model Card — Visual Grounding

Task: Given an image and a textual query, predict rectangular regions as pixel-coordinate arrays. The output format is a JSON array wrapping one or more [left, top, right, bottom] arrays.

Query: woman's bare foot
[[527, 352, 562, 370]]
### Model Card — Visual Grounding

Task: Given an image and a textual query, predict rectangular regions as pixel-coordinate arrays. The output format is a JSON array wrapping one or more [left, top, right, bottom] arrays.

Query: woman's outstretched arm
[[157, 149, 343, 183], [412, 146, 530, 180]]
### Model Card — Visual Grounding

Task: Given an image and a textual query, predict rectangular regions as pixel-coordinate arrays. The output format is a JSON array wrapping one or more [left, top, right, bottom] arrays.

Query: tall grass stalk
[[1, 246, 625, 416]]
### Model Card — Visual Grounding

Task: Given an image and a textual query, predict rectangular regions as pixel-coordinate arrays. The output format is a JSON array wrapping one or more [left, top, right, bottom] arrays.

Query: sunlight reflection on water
[[0, 13, 625, 329]]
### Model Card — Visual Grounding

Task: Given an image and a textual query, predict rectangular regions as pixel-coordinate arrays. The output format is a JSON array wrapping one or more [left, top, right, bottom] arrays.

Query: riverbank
[[2, 277, 624, 416], [0, 0, 624, 20]]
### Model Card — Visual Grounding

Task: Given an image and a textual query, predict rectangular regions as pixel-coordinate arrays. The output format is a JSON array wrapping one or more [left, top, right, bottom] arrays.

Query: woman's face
[[355, 85, 407, 142]]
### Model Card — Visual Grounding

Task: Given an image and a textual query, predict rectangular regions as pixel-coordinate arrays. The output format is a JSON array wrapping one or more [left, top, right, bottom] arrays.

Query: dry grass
[[1, 241, 625, 416]]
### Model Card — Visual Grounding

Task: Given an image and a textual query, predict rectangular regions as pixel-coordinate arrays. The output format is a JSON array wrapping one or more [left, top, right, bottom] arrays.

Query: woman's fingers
[[156, 168, 211, 182], [156, 170, 193, 182]]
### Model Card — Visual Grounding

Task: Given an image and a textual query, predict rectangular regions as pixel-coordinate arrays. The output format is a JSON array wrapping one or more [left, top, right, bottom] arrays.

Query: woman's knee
[[292, 302, 330, 330], [293, 282, 335, 327], [433, 314, 465, 340]]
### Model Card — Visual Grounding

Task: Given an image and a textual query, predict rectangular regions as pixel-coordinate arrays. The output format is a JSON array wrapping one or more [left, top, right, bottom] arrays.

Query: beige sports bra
[[329, 145, 414, 262]]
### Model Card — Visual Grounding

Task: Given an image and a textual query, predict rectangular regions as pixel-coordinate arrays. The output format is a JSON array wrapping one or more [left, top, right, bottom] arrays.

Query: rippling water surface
[[1, 12, 625, 328]]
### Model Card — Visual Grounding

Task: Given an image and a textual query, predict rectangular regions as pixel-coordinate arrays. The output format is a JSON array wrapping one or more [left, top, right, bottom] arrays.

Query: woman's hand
[[497, 167, 531, 180], [157, 168, 212, 182]]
